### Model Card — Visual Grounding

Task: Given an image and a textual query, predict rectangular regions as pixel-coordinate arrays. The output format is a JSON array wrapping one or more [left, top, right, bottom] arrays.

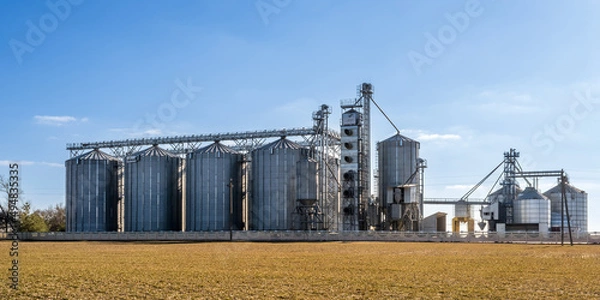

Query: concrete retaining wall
[[2, 231, 598, 244]]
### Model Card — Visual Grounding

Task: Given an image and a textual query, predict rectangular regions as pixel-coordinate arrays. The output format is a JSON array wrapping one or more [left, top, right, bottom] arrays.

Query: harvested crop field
[[2, 241, 599, 299]]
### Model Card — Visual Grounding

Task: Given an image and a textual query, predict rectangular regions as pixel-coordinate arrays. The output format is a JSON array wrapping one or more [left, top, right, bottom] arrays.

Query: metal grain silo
[[513, 187, 550, 227], [124, 145, 181, 232], [250, 138, 306, 230], [296, 157, 318, 204], [377, 133, 421, 231], [544, 183, 588, 233], [377, 133, 420, 204], [294, 157, 319, 230], [65, 149, 119, 232], [186, 142, 243, 231]]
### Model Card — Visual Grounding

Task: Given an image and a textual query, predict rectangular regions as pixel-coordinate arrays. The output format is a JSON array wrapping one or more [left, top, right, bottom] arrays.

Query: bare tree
[[0, 175, 19, 232], [0, 175, 28, 232]]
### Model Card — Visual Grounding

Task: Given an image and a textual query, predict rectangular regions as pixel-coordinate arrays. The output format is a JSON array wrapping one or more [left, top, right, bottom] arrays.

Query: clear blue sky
[[1, 0, 599, 231]]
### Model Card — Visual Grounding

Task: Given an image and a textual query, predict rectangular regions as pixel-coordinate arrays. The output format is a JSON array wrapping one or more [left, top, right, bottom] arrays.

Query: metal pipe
[[229, 178, 233, 241], [461, 161, 504, 201], [370, 97, 401, 135]]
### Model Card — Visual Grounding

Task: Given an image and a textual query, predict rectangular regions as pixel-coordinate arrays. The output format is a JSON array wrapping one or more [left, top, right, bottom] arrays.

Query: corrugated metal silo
[[513, 187, 550, 226], [186, 142, 243, 231], [544, 183, 588, 232], [377, 134, 422, 231], [250, 138, 306, 230], [124, 145, 182, 232], [65, 149, 119, 232], [295, 157, 319, 230], [377, 133, 420, 205], [296, 157, 318, 204]]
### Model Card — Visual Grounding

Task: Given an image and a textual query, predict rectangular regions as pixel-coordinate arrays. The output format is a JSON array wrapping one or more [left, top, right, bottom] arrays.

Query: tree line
[[0, 175, 66, 232]]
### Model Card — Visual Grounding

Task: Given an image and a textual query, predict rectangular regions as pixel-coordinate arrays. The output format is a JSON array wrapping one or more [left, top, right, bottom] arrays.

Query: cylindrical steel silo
[[296, 157, 318, 205], [124, 145, 181, 232], [186, 142, 243, 231], [250, 138, 306, 230], [513, 187, 550, 226], [377, 134, 420, 206], [65, 149, 119, 232], [294, 157, 319, 230], [544, 183, 588, 232]]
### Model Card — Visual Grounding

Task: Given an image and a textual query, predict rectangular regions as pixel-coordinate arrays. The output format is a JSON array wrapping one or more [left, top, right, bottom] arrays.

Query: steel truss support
[[66, 127, 340, 157], [311, 104, 340, 231]]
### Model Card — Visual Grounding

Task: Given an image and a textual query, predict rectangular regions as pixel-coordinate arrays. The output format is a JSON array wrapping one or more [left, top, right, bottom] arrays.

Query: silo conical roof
[[195, 142, 239, 154], [132, 145, 178, 157], [487, 186, 524, 198], [259, 138, 302, 150], [517, 187, 547, 200], [68, 149, 119, 161], [381, 133, 417, 143], [543, 183, 585, 195]]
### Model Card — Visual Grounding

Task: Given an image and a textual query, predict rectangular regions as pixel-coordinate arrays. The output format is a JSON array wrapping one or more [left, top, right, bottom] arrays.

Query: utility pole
[[561, 170, 573, 246]]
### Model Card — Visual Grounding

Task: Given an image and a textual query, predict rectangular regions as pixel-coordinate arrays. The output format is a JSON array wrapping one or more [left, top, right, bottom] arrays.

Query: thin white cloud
[[0, 160, 35, 167], [39, 162, 63, 168], [34, 115, 87, 126], [401, 129, 462, 142], [0, 160, 62, 168], [144, 129, 162, 136]]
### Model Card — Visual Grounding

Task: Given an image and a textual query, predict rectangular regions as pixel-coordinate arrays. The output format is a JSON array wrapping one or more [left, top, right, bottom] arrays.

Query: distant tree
[[38, 203, 66, 232], [19, 202, 48, 232], [0, 175, 19, 232], [1, 175, 65, 232]]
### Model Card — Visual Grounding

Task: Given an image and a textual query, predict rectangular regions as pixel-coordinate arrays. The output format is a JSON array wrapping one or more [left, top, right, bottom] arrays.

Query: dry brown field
[[1, 241, 599, 299]]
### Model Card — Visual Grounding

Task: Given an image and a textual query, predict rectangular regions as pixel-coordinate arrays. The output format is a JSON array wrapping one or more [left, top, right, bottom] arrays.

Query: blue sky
[[1, 0, 599, 231]]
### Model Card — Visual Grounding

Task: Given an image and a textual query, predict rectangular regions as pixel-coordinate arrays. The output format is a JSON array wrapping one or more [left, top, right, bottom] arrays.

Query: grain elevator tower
[[340, 83, 372, 230]]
